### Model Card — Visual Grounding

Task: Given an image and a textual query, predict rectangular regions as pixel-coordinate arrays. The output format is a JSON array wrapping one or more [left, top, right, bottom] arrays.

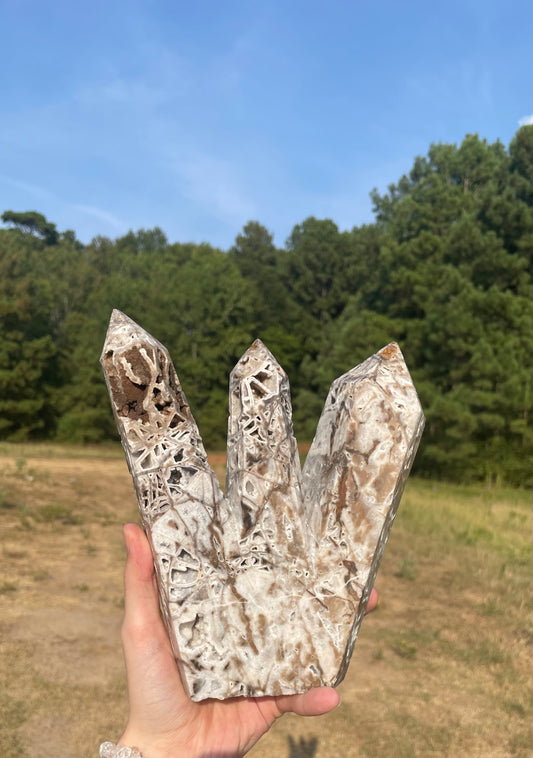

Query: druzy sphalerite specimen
[[101, 310, 424, 701]]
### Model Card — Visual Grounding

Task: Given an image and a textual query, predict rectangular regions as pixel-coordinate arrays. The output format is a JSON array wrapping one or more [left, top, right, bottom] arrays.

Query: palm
[[183, 698, 279, 757], [118, 523, 370, 758]]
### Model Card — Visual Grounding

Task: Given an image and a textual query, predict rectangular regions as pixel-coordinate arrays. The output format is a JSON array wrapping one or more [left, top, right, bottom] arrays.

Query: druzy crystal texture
[[101, 310, 424, 701]]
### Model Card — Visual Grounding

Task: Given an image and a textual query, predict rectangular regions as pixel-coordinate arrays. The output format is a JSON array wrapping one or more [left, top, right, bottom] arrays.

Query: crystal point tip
[[377, 342, 401, 360], [231, 338, 285, 381]]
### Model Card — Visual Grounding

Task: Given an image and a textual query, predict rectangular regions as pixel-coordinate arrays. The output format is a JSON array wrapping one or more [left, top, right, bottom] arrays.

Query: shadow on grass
[[287, 735, 318, 757]]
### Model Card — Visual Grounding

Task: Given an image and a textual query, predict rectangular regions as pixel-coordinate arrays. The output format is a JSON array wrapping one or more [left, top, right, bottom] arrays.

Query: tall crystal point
[[101, 310, 424, 701]]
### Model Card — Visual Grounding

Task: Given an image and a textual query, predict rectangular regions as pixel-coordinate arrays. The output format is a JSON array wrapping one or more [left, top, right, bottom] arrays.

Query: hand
[[118, 523, 379, 758]]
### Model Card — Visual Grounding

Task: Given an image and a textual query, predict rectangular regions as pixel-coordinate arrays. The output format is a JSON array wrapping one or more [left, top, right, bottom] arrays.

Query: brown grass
[[0, 444, 531, 758]]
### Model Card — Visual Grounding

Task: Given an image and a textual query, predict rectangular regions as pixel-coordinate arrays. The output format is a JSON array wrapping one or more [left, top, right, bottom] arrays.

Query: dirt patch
[[1, 448, 531, 757]]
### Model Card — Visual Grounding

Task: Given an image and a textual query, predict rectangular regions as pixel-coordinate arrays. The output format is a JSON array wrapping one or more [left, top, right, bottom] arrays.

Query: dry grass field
[[0, 443, 531, 758]]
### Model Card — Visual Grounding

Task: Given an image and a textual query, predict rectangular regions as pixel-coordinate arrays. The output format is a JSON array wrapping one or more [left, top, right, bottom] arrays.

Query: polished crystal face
[[101, 310, 424, 701]]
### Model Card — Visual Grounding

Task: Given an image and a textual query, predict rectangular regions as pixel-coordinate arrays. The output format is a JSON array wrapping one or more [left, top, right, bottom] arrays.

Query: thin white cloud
[[76, 75, 170, 111], [72, 204, 126, 231], [75, 50, 192, 111], [406, 60, 493, 112], [518, 114, 533, 127], [0, 173, 128, 235], [175, 152, 256, 227], [0, 173, 56, 201]]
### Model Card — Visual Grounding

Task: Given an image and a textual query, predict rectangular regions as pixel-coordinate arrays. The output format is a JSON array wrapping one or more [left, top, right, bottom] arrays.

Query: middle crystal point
[[101, 310, 424, 701]]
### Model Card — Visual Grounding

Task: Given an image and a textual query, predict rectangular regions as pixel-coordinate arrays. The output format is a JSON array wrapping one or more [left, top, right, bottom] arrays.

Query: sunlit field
[[1, 444, 531, 758]]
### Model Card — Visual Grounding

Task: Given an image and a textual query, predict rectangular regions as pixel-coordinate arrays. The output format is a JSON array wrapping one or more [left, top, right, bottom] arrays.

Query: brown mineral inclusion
[[101, 310, 424, 701]]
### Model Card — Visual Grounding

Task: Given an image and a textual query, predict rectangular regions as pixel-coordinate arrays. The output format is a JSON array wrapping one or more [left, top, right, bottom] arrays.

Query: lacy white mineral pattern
[[101, 310, 424, 700]]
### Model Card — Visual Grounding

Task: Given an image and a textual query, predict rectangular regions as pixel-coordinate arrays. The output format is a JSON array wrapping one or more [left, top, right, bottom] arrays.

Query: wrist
[[116, 730, 178, 758], [99, 741, 142, 758]]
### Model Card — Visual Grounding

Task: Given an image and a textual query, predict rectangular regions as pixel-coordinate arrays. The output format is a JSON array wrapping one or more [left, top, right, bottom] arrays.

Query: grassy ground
[[0, 444, 531, 758]]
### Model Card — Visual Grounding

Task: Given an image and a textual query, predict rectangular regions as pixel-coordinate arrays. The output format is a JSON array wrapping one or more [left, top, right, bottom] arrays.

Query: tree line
[[1, 127, 531, 486]]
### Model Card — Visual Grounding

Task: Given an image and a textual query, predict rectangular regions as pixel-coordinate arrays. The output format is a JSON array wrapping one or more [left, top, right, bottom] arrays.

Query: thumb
[[274, 687, 340, 718]]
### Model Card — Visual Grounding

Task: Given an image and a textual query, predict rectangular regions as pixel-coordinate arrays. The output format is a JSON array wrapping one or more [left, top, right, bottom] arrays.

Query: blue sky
[[0, 0, 531, 248]]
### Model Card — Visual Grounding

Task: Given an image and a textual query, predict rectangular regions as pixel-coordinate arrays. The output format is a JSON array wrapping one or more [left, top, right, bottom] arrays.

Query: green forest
[[1, 128, 531, 486]]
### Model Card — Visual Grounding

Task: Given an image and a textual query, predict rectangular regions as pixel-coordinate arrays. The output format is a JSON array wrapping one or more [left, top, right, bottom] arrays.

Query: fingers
[[366, 587, 379, 614], [122, 523, 166, 644], [121, 524, 193, 735], [275, 687, 340, 717], [123, 522, 154, 582], [269, 588, 379, 721], [122, 523, 179, 678]]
